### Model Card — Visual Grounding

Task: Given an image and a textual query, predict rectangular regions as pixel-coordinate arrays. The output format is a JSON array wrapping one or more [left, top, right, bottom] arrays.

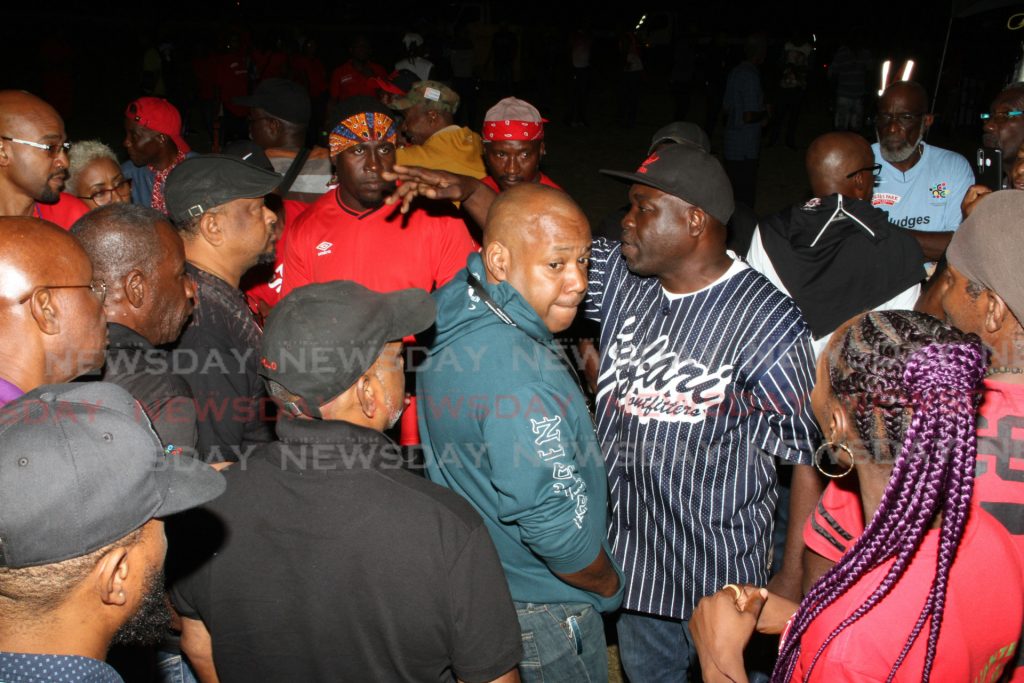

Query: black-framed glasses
[[845, 163, 882, 179], [0, 135, 72, 158], [980, 110, 1024, 123], [876, 113, 924, 128], [16, 281, 107, 305], [77, 178, 132, 205]]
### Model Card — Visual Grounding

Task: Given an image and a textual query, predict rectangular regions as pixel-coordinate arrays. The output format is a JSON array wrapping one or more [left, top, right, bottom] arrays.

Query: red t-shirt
[[789, 507, 1023, 682], [480, 173, 562, 193], [280, 191, 477, 446], [244, 198, 308, 315], [329, 61, 389, 101], [34, 193, 89, 230], [805, 378, 1024, 562], [214, 51, 250, 117], [280, 191, 476, 297]]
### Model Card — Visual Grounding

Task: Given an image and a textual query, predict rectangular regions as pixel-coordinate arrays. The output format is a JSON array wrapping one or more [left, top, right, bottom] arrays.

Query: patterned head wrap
[[329, 111, 398, 155]]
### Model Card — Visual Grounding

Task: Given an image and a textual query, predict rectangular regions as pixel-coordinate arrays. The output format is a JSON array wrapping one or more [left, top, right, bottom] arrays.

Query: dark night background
[[2, 0, 1021, 218]]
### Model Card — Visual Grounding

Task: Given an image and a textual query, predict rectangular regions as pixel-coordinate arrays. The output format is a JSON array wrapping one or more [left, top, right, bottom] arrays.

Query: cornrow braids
[[773, 311, 987, 683]]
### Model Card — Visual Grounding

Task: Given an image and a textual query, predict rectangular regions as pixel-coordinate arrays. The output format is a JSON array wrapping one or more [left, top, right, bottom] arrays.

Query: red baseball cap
[[125, 97, 190, 154]]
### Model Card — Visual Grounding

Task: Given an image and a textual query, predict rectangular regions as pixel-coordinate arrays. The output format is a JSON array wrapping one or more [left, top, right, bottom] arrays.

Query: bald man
[[747, 131, 927, 356], [72, 204, 199, 450], [0, 91, 89, 228], [419, 184, 623, 682], [0, 216, 107, 405], [871, 81, 973, 236]]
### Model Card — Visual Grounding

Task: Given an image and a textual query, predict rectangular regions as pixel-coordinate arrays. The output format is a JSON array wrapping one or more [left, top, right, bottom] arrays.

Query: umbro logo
[[316, 241, 333, 256]]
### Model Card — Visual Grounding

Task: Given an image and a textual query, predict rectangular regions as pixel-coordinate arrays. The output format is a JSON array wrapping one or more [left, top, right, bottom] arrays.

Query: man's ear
[[197, 212, 224, 247], [95, 546, 132, 607], [0, 141, 9, 167], [922, 113, 935, 131], [483, 241, 510, 282], [539, 141, 547, 158], [123, 270, 146, 309], [687, 206, 708, 238], [28, 289, 61, 335], [355, 374, 377, 419], [985, 290, 1011, 335]]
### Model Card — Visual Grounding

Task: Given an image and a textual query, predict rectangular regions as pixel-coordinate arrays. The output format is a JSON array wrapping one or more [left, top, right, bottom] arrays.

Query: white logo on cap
[[424, 87, 442, 102], [316, 241, 333, 256]]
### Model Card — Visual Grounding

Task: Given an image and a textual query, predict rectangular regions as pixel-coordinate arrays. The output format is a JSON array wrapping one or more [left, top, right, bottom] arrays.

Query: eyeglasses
[[0, 136, 72, 158], [876, 113, 924, 128], [16, 281, 107, 305], [845, 163, 882, 179], [77, 178, 132, 205], [980, 110, 1024, 123]]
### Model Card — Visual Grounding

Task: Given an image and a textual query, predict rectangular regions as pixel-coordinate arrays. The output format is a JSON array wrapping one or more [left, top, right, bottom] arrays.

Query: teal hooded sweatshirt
[[418, 252, 623, 612]]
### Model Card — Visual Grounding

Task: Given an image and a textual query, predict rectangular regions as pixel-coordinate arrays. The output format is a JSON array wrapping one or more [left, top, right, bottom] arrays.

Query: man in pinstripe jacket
[[589, 144, 822, 682]]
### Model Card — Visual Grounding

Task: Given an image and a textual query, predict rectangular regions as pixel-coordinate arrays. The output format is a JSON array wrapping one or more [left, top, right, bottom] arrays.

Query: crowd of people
[[0, 35, 1023, 683]]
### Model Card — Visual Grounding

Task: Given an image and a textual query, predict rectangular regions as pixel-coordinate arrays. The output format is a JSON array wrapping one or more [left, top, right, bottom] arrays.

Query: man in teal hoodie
[[419, 184, 623, 682]]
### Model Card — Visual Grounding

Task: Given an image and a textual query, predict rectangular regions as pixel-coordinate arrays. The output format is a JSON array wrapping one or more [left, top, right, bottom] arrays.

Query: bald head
[[485, 184, 588, 250], [71, 204, 167, 284], [880, 81, 928, 112], [805, 132, 875, 200], [482, 184, 591, 333], [0, 90, 70, 207], [0, 216, 107, 389]]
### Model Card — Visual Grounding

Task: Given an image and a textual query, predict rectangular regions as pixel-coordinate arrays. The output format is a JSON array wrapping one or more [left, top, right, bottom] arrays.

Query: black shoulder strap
[[278, 147, 311, 197]]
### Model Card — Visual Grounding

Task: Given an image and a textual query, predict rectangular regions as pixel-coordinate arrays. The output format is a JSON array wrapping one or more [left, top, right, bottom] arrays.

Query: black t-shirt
[[170, 417, 522, 683]]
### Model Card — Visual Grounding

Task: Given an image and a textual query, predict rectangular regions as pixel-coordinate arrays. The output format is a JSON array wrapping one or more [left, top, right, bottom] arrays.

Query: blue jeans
[[155, 650, 198, 683], [616, 610, 694, 683], [515, 601, 608, 682]]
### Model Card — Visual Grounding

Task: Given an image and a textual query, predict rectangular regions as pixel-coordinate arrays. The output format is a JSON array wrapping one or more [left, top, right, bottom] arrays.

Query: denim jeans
[[155, 650, 198, 683], [515, 601, 608, 683], [616, 610, 694, 683]]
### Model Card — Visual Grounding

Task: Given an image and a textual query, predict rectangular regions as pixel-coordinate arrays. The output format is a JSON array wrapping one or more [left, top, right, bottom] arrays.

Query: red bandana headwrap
[[329, 112, 398, 155], [482, 119, 545, 142]]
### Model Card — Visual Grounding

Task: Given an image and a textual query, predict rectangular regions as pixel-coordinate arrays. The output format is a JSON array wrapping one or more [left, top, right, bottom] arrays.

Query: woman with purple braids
[[690, 310, 1024, 682]]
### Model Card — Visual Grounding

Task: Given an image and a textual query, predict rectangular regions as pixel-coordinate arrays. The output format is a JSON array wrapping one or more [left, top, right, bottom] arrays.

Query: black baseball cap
[[259, 281, 436, 418], [335, 95, 396, 122], [233, 78, 311, 126], [600, 144, 735, 225], [165, 155, 282, 226], [0, 383, 225, 568], [648, 121, 711, 155], [222, 140, 276, 172]]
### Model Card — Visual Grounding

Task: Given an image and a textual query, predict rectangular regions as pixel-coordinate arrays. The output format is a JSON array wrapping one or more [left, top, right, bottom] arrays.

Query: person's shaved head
[[806, 132, 876, 200], [483, 184, 591, 333], [0, 217, 107, 390], [485, 184, 586, 248], [0, 91, 70, 208], [881, 81, 929, 111]]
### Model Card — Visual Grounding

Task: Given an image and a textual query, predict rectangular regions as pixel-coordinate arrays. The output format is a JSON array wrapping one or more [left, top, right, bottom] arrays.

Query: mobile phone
[[975, 147, 1003, 190]]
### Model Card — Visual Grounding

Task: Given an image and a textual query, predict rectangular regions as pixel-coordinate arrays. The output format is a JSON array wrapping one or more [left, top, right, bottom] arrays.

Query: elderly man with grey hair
[[68, 140, 132, 210]]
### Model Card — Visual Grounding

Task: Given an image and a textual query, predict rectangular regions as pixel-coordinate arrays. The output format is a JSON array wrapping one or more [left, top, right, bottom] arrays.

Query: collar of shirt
[[269, 416, 405, 472], [0, 652, 124, 682], [106, 322, 154, 351]]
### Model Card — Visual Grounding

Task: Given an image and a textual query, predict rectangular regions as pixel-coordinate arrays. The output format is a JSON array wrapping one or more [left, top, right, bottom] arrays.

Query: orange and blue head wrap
[[329, 111, 398, 155]]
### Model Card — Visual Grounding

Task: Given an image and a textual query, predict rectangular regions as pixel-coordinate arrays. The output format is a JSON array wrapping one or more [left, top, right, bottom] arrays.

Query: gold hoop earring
[[813, 441, 855, 479]]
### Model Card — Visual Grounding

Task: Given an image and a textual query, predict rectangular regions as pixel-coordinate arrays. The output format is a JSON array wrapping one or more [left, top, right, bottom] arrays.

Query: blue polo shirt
[[871, 142, 974, 232], [0, 652, 123, 682]]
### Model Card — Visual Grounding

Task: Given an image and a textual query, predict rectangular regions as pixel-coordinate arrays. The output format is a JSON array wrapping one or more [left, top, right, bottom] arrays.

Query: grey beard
[[878, 128, 925, 164]]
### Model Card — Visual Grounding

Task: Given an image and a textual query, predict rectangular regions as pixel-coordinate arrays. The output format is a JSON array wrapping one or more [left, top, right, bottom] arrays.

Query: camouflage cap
[[389, 80, 460, 114]]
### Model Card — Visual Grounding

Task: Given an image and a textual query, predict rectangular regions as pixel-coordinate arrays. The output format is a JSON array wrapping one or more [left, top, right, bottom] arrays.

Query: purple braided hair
[[772, 311, 987, 683]]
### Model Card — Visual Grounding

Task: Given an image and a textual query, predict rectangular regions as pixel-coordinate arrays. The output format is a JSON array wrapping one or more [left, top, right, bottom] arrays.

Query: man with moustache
[[165, 156, 281, 462], [480, 97, 561, 193], [871, 81, 973, 240], [0, 382, 224, 683], [981, 82, 1024, 186], [0, 217, 108, 407], [590, 144, 820, 681], [280, 97, 480, 447], [72, 204, 198, 450], [0, 90, 88, 228]]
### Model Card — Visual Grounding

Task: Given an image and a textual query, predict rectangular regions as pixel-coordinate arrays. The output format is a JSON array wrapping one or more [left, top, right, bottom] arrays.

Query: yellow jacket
[[396, 126, 487, 178]]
